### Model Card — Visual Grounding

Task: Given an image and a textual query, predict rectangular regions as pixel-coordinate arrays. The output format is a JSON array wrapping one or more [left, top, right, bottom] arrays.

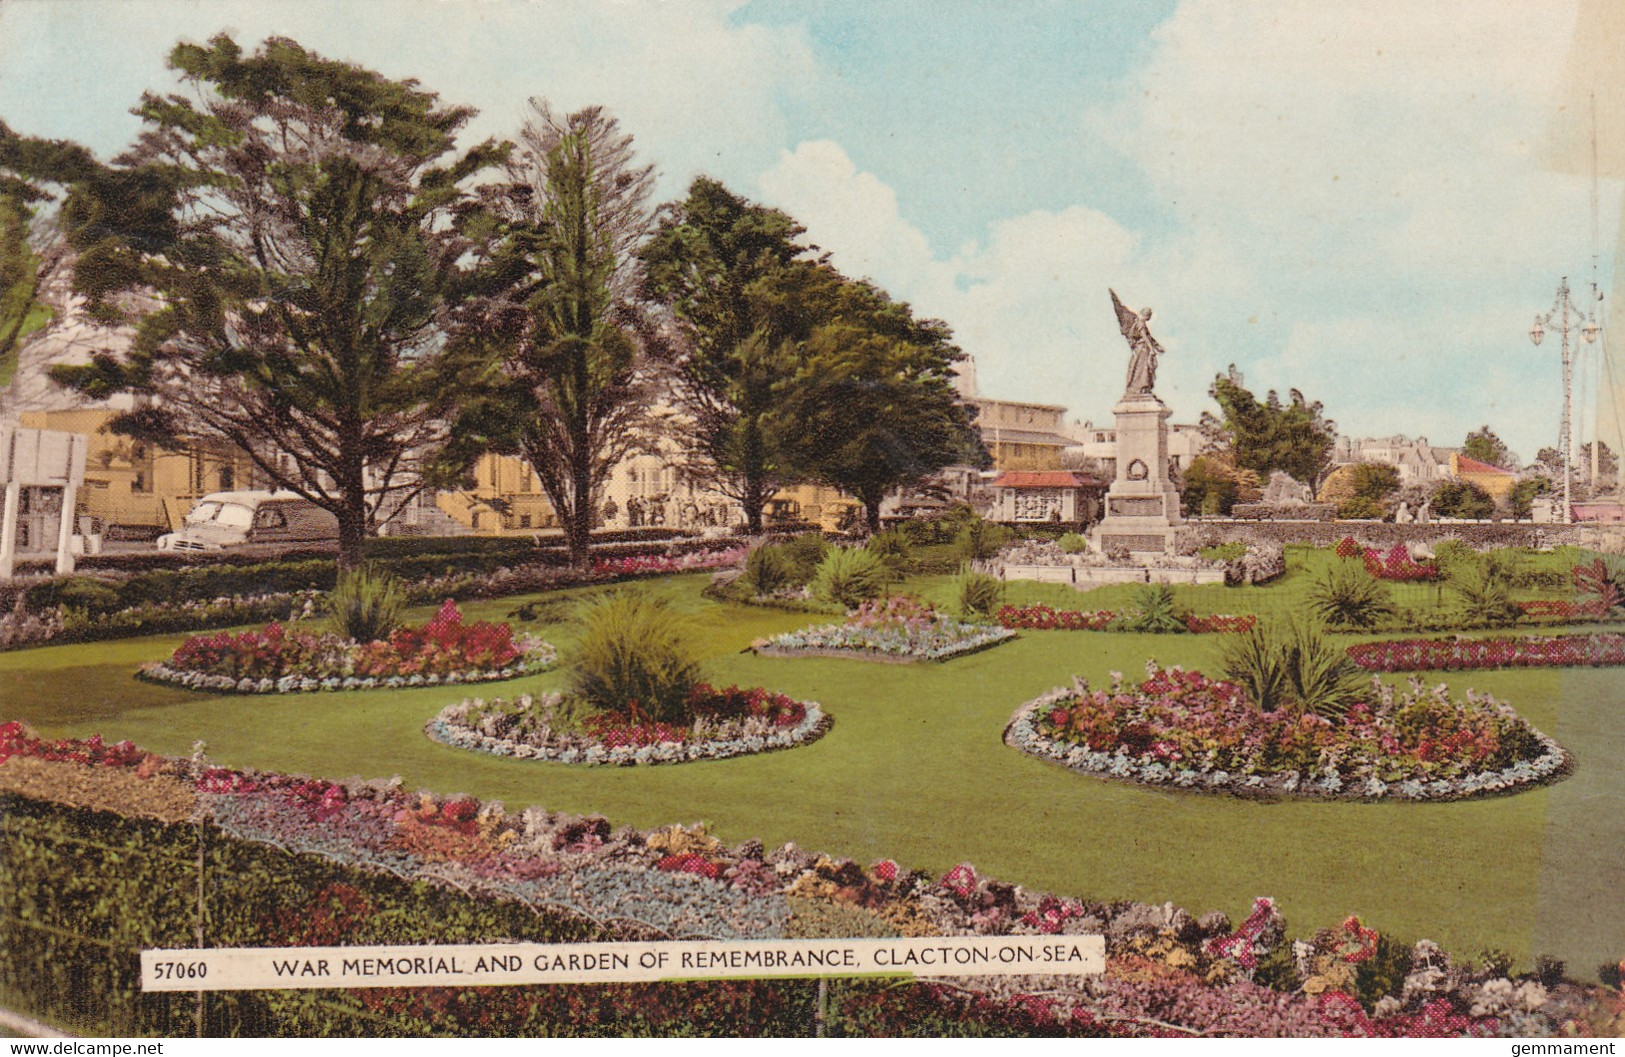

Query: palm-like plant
[[1307, 558, 1395, 629]]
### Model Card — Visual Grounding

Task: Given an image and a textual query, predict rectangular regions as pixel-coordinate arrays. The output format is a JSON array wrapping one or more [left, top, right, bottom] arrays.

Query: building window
[[218, 466, 234, 490], [520, 514, 532, 528], [133, 472, 148, 493]]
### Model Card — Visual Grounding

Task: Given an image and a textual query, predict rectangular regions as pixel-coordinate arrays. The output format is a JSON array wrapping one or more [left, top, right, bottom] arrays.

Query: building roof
[[1453, 455, 1514, 477], [981, 427, 1078, 447], [990, 470, 1107, 489]]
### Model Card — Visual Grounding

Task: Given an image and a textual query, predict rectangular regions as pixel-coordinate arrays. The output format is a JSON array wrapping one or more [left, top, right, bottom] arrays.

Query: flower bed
[[1, 724, 1616, 1038], [1005, 664, 1568, 801], [997, 604, 1117, 631], [426, 683, 829, 765], [1347, 633, 1625, 673], [995, 604, 1256, 634], [1516, 599, 1611, 623], [590, 545, 748, 579], [754, 595, 1015, 662], [1356, 542, 1441, 582], [138, 600, 556, 694]]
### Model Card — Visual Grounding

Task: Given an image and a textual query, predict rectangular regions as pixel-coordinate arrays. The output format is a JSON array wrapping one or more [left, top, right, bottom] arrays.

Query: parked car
[[157, 491, 340, 553]]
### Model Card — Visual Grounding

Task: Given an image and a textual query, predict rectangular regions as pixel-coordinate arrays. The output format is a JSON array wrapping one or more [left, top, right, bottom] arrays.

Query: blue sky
[[2, 0, 1619, 463]]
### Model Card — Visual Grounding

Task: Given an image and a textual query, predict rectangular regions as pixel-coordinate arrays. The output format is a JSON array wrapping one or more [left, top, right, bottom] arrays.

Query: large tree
[[777, 278, 981, 533], [639, 177, 829, 532], [0, 123, 101, 377], [467, 101, 658, 566], [48, 36, 506, 568], [1462, 425, 1515, 470], [1200, 365, 1335, 489]]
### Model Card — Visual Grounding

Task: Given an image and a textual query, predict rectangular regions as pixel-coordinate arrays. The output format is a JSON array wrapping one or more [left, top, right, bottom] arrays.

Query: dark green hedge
[[0, 794, 820, 1037]]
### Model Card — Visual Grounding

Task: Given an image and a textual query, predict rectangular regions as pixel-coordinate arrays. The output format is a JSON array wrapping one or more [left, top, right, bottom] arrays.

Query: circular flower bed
[[1005, 664, 1569, 801], [139, 601, 556, 694], [753, 594, 1015, 663], [426, 683, 829, 765]]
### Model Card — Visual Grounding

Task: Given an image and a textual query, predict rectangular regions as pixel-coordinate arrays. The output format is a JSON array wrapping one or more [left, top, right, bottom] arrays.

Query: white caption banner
[[142, 936, 1103, 992]]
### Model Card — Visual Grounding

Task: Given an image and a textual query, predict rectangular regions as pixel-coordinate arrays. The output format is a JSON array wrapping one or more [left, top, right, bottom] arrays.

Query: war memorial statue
[[1091, 290, 1183, 555]]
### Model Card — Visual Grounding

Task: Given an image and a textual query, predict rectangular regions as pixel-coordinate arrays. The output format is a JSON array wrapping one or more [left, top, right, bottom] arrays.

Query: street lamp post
[[1529, 276, 1600, 525]]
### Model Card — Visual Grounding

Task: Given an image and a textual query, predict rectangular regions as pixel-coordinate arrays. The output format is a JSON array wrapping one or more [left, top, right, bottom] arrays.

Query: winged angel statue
[[1110, 289, 1164, 397]]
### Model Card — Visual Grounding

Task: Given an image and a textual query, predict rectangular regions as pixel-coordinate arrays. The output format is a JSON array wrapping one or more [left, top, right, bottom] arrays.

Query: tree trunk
[[336, 425, 369, 571], [567, 450, 593, 569], [864, 497, 882, 535], [336, 497, 367, 571]]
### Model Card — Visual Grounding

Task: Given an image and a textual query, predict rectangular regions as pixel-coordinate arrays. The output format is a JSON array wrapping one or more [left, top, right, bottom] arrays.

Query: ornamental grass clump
[[1222, 617, 1365, 721], [1449, 557, 1523, 628], [865, 527, 913, 578], [955, 517, 1012, 562], [953, 566, 1005, 621], [568, 591, 702, 725], [744, 543, 800, 596], [810, 546, 890, 609], [1307, 558, 1395, 630], [1114, 584, 1187, 633], [324, 566, 406, 643]]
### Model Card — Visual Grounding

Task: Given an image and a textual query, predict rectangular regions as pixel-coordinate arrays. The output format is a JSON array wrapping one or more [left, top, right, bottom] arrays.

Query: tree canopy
[[46, 35, 508, 568], [459, 100, 659, 565], [1199, 365, 1336, 488], [776, 278, 981, 533], [1463, 425, 1515, 470], [639, 177, 829, 532]]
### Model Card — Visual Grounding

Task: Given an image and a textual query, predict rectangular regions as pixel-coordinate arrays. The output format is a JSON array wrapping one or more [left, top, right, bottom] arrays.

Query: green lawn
[[3, 567, 1621, 981]]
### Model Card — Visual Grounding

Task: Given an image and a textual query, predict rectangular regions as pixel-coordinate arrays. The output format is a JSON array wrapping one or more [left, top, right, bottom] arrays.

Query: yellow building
[[971, 398, 1073, 470], [1449, 453, 1517, 503], [17, 408, 259, 536], [434, 453, 559, 535]]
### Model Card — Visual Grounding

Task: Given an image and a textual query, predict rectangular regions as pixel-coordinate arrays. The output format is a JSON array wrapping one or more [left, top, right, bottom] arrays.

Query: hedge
[[0, 795, 819, 1038]]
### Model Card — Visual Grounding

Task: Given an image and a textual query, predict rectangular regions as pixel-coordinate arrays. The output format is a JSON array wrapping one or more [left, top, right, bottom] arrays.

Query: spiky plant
[[324, 566, 405, 643], [865, 526, 913, 578], [1223, 617, 1365, 721], [953, 565, 1006, 621], [744, 543, 799, 595], [1307, 558, 1395, 630], [1116, 583, 1187, 633], [568, 591, 701, 724], [810, 546, 891, 610]]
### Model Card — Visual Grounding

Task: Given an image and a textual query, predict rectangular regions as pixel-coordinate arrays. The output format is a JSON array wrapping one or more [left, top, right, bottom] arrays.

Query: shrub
[[1223, 617, 1364, 721], [1307, 559, 1395, 630], [779, 531, 831, 572], [1057, 532, 1091, 554], [744, 544, 800, 596], [1449, 561, 1523, 627], [955, 517, 1012, 562], [324, 566, 406, 643], [1431, 539, 1477, 580], [1115, 584, 1186, 633], [953, 567, 1005, 621], [1198, 541, 1246, 562], [865, 527, 912, 577], [568, 591, 702, 724], [1334, 536, 1362, 560], [810, 547, 890, 610]]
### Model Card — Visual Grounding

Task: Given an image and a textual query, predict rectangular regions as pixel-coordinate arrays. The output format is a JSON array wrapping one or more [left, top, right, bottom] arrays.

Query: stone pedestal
[[1091, 393, 1182, 555]]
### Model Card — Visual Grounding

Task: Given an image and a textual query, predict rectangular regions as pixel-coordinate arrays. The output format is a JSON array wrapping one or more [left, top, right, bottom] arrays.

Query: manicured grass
[[2, 568, 1620, 981]]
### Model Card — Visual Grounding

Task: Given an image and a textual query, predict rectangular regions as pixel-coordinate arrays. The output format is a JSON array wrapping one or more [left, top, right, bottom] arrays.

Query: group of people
[[601, 495, 734, 531]]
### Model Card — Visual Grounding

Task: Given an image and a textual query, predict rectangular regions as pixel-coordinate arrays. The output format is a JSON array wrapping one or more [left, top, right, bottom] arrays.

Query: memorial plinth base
[[1090, 393, 1182, 556]]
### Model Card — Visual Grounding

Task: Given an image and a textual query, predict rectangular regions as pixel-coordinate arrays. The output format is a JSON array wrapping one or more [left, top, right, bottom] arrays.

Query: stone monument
[[1091, 290, 1183, 556]]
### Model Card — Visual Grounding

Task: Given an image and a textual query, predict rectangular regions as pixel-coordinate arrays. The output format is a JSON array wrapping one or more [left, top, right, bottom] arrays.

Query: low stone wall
[[1186, 519, 1596, 550], [1229, 503, 1338, 521], [1001, 564, 1226, 587]]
